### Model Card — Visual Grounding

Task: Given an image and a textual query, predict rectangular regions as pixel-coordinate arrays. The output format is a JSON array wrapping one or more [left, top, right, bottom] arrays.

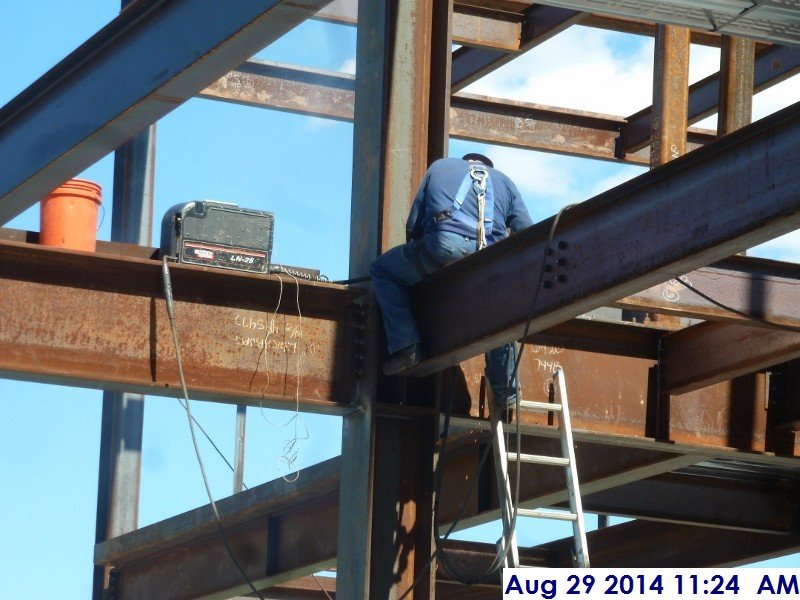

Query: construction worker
[[370, 153, 533, 406]]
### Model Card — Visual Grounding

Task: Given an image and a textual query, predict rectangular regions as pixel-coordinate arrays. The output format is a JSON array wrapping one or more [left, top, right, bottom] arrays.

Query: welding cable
[[677, 278, 800, 333], [400, 373, 522, 597], [398, 373, 495, 599], [311, 574, 334, 600], [329, 274, 371, 285], [161, 257, 266, 600]]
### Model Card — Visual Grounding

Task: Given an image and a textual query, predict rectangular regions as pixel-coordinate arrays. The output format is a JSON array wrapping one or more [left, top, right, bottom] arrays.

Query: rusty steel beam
[[718, 36, 755, 137], [650, 24, 690, 167], [626, 44, 800, 152], [407, 100, 800, 376], [450, 93, 635, 163], [199, 60, 356, 122], [199, 63, 675, 164], [439, 439, 705, 531], [98, 446, 800, 598], [526, 318, 661, 359], [0, 239, 360, 412], [449, 346, 772, 453], [578, 471, 800, 534], [256, 575, 337, 599], [314, 0, 523, 51], [95, 458, 340, 599], [661, 322, 800, 396], [1, 232, 784, 453], [451, 5, 584, 92], [541, 520, 800, 568], [0, 0, 335, 223], [616, 256, 800, 330]]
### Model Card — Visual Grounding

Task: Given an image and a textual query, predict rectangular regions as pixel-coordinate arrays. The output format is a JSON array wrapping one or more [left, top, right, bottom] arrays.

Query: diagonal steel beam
[[661, 321, 800, 395], [95, 458, 341, 599], [0, 0, 334, 223], [408, 101, 800, 376], [625, 44, 800, 153], [96, 444, 800, 598], [451, 5, 585, 92]]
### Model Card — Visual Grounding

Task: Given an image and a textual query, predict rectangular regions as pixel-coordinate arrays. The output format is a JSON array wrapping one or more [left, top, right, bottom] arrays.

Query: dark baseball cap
[[461, 153, 494, 168]]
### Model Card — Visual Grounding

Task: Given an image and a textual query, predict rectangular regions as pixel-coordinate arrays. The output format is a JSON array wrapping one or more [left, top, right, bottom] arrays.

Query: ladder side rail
[[553, 368, 591, 568]]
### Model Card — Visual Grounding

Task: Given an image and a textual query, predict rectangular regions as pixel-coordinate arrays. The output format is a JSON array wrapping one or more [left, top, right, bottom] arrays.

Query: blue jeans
[[370, 231, 518, 403]]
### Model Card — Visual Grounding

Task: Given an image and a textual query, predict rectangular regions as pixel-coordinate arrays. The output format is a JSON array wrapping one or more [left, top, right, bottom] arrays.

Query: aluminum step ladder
[[491, 367, 590, 568]]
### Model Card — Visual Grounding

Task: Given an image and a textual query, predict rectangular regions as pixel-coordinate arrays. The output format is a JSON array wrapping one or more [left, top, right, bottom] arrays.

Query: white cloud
[[339, 57, 356, 75], [464, 26, 655, 116]]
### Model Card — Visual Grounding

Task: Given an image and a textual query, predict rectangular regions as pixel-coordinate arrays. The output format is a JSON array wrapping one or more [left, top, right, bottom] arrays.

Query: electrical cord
[[186, 404, 248, 490], [161, 257, 266, 600], [677, 278, 800, 333], [398, 371, 495, 599], [256, 270, 310, 482]]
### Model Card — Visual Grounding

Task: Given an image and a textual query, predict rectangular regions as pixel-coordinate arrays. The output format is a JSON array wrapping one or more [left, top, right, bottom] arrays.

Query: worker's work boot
[[383, 343, 426, 375]]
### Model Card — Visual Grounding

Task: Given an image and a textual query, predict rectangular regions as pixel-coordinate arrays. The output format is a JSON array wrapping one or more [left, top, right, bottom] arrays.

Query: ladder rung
[[507, 452, 570, 467], [518, 509, 578, 522], [519, 400, 563, 412]]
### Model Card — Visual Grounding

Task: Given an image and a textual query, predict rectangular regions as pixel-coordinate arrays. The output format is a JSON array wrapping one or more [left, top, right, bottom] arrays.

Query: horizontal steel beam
[[1, 230, 783, 452], [447, 344, 773, 453], [625, 44, 800, 152], [451, 5, 584, 92], [199, 60, 355, 121], [0, 239, 361, 412], [540, 520, 800, 568], [409, 101, 800, 376], [662, 321, 800, 395], [579, 471, 800, 534], [314, 0, 524, 51], [617, 255, 800, 329], [0, 0, 333, 223], [199, 62, 712, 163]]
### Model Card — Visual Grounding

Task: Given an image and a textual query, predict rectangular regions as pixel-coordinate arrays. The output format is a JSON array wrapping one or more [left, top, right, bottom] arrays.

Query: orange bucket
[[40, 178, 102, 252]]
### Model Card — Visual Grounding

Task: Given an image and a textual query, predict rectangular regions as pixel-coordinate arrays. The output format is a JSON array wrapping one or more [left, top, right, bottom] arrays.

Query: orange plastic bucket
[[40, 178, 102, 252]]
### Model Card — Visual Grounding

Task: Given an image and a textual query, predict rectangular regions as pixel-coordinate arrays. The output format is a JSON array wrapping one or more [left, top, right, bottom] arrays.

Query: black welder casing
[[160, 201, 275, 274]]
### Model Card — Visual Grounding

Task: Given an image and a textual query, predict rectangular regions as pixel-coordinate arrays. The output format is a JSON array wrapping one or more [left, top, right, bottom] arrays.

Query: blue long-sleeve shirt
[[405, 157, 533, 242]]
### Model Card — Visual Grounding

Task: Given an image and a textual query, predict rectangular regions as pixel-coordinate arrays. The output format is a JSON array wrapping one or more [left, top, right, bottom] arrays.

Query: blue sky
[[1, 3, 798, 599]]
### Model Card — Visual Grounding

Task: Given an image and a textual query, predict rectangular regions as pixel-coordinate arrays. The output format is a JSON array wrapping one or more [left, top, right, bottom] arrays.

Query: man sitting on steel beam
[[371, 153, 533, 406]]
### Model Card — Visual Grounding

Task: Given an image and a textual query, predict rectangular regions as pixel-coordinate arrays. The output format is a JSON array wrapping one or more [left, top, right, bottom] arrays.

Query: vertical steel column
[[718, 35, 755, 136], [380, 0, 434, 250], [92, 9, 156, 590], [651, 24, 690, 165], [337, 0, 390, 596], [648, 24, 689, 327], [339, 0, 451, 597]]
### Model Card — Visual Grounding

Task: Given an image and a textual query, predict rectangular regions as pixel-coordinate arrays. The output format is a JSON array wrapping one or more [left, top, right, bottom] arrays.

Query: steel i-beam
[[0, 0, 334, 223], [409, 100, 800, 375]]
